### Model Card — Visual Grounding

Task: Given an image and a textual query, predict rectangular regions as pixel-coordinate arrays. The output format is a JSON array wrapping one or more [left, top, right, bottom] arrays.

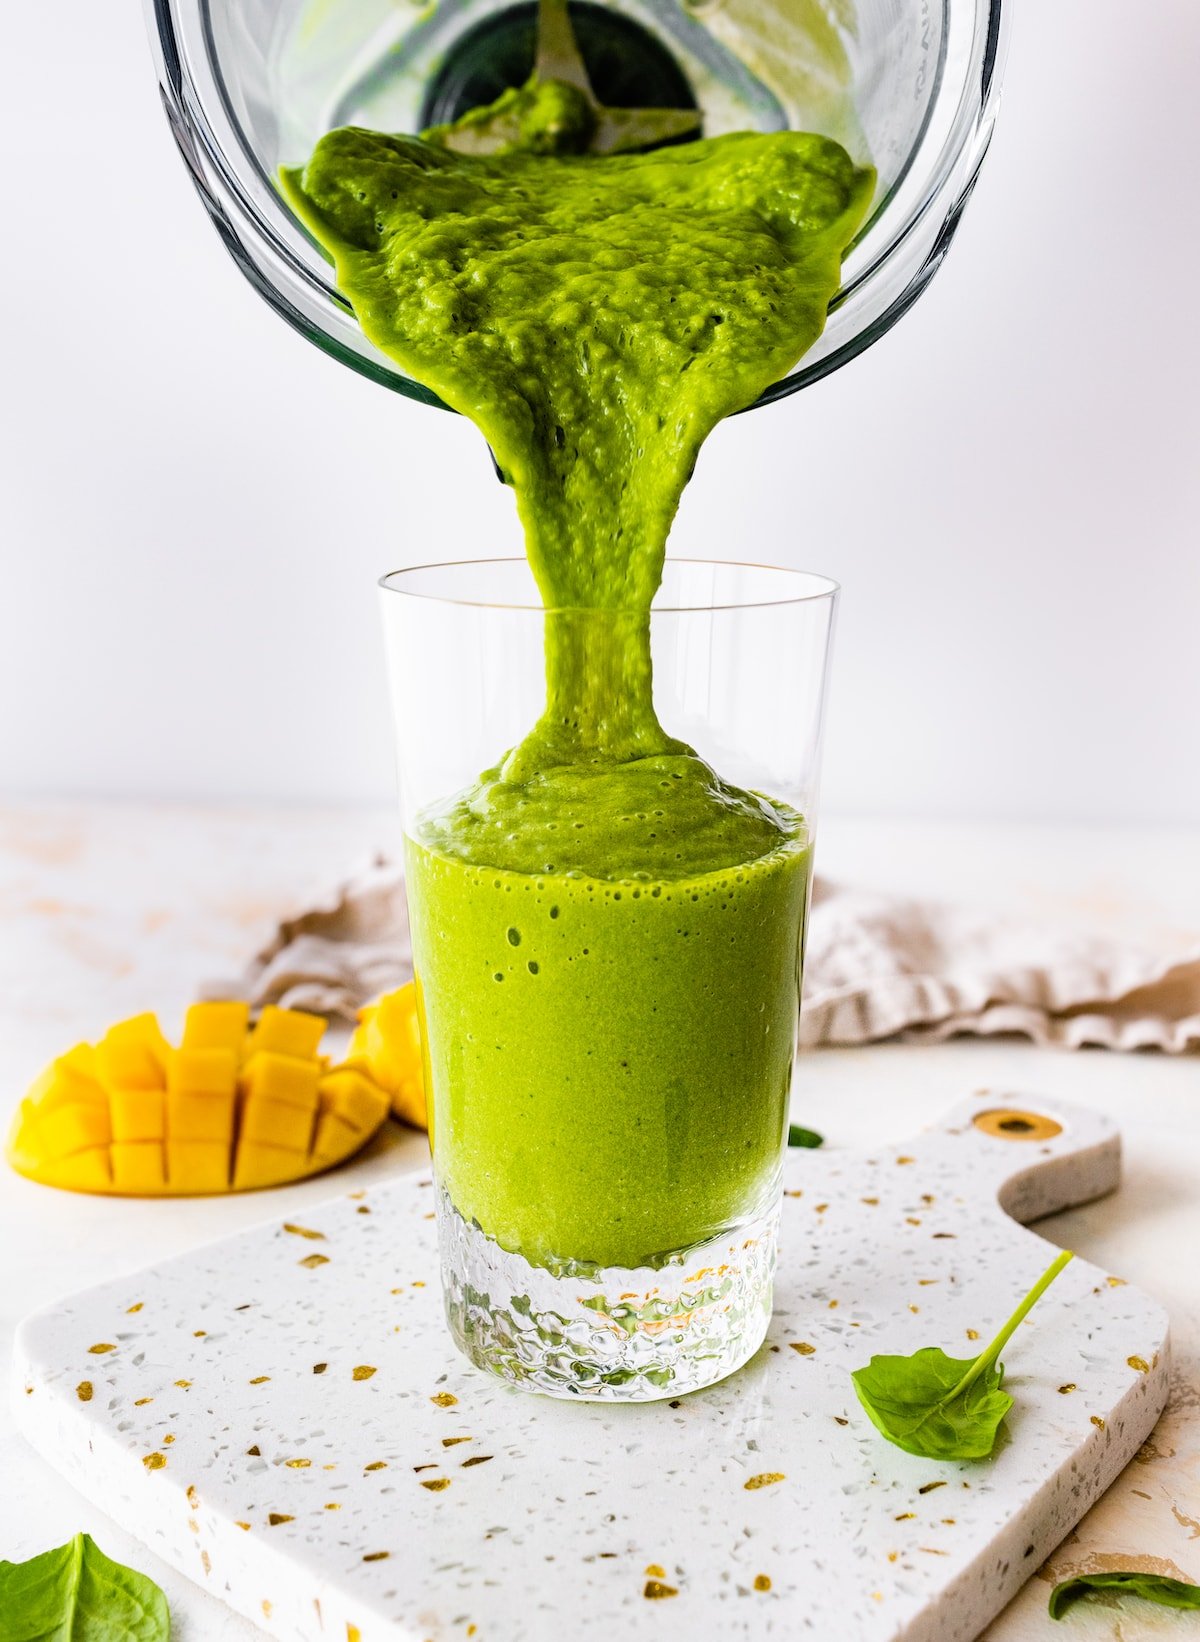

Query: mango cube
[[167, 1140, 229, 1193], [39, 1101, 112, 1158], [245, 1005, 326, 1062], [109, 1088, 166, 1144], [6, 1005, 389, 1198], [111, 1141, 166, 1193], [348, 982, 428, 1130], [181, 1000, 250, 1054], [95, 1014, 172, 1090]]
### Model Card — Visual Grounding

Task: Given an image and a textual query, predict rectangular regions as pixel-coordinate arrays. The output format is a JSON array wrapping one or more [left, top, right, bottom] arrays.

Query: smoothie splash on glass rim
[[381, 558, 837, 1399]]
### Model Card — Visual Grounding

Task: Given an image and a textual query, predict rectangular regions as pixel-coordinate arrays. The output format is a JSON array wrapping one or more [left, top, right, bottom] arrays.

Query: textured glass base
[[437, 1186, 780, 1401]]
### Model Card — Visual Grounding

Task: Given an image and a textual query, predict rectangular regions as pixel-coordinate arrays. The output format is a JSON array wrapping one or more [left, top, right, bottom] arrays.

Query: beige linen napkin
[[206, 856, 1200, 1053]]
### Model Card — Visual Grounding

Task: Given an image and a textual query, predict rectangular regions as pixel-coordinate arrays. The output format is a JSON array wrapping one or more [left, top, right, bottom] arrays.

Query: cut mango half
[[349, 981, 427, 1131], [6, 1004, 390, 1196]]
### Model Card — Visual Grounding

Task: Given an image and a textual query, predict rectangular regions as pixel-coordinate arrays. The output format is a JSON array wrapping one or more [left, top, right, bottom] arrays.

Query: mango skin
[[5, 1003, 389, 1197], [348, 983, 428, 1131]]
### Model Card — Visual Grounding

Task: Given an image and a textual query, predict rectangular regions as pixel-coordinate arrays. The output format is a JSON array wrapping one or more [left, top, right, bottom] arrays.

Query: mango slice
[[349, 982, 428, 1130], [5, 1003, 390, 1196]]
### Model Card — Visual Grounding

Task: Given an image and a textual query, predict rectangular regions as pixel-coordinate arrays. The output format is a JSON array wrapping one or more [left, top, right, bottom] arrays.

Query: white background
[[1, 0, 1197, 823]]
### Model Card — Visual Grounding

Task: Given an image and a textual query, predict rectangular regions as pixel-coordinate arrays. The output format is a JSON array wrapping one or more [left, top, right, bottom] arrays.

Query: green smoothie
[[282, 121, 871, 1268]]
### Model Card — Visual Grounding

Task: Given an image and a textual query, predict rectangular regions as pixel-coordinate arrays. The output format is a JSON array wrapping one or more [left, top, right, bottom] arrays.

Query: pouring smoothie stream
[[282, 104, 872, 1392]]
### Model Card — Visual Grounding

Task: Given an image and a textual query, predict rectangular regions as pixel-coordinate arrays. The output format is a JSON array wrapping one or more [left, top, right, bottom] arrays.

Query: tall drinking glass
[[380, 558, 837, 1400]]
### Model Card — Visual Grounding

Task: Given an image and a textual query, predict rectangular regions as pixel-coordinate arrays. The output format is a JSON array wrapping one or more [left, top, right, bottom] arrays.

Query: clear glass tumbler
[[379, 558, 837, 1400]]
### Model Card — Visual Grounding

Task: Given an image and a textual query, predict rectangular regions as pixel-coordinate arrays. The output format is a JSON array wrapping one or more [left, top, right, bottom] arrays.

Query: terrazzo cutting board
[[13, 1090, 1169, 1642]]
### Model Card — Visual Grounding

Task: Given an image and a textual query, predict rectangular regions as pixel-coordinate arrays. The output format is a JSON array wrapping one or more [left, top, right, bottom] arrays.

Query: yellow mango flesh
[[348, 982, 428, 1131], [5, 1002, 389, 1197]]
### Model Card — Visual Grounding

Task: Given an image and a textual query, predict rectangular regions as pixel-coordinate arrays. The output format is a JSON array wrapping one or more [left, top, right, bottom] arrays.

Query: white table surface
[[2, 801, 1198, 1640]]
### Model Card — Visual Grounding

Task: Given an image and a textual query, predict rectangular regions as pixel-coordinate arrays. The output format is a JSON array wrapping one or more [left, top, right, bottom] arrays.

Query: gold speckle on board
[[887, 1551, 898, 1563], [323, 1464, 337, 1471], [143, 1452, 167, 1471], [909, 1305, 920, 1314], [200, 1551, 211, 1575], [833, 1416, 849, 1427], [744, 1473, 785, 1491], [313, 1363, 328, 1374], [362, 1551, 389, 1563], [918, 1481, 946, 1495], [921, 1194, 935, 1206], [897, 1156, 915, 1166], [300, 1254, 330, 1269], [261, 1600, 271, 1618], [349, 1190, 366, 1200], [920, 1547, 949, 1556], [365, 1462, 388, 1472], [236, 1522, 251, 1531], [188, 1519, 199, 1533], [1107, 1275, 1127, 1287], [193, 1330, 207, 1338], [346, 1627, 361, 1642], [790, 1342, 816, 1356], [828, 1300, 838, 1310], [895, 1513, 916, 1521], [431, 1392, 457, 1407], [814, 1203, 829, 1214], [872, 1592, 884, 1603], [461, 1455, 493, 1468], [966, 1329, 979, 1341], [390, 1287, 404, 1295], [861, 1197, 879, 1206], [1128, 1355, 1150, 1374], [187, 1486, 199, 1508], [442, 1436, 471, 1447], [353, 1365, 377, 1382], [268, 1513, 294, 1526], [286, 1458, 312, 1469], [421, 1478, 451, 1492], [163, 1435, 175, 1446], [357, 1206, 371, 1215], [76, 1382, 93, 1402], [1059, 1383, 1077, 1394], [283, 1223, 326, 1240], [247, 1446, 261, 1457], [942, 1518, 956, 1525], [412, 1280, 426, 1288], [644, 1579, 678, 1600], [250, 1375, 271, 1385], [127, 1302, 144, 1314], [88, 1343, 116, 1355], [325, 1503, 342, 1511], [1091, 1416, 1106, 1430], [645, 1563, 665, 1578], [175, 1379, 192, 1389], [134, 1397, 153, 1406], [753, 1574, 771, 1592], [784, 1189, 803, 1199]]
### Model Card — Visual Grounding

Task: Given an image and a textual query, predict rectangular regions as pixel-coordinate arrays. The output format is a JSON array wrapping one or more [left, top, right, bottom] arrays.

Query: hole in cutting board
[[973, 1109, 1063, 1142]]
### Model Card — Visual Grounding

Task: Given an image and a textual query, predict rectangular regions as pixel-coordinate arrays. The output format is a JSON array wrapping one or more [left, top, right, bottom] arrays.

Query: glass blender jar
[[145, 0, 1007, 410]]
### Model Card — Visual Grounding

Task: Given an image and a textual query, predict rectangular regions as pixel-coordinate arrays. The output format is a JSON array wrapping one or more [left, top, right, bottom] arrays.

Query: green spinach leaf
[[0, 1533, 169, 1642], [1049, 1571, 1200, 1620], [787, 1124, 824, 1149], [851, 1248, 1074, 1460]]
